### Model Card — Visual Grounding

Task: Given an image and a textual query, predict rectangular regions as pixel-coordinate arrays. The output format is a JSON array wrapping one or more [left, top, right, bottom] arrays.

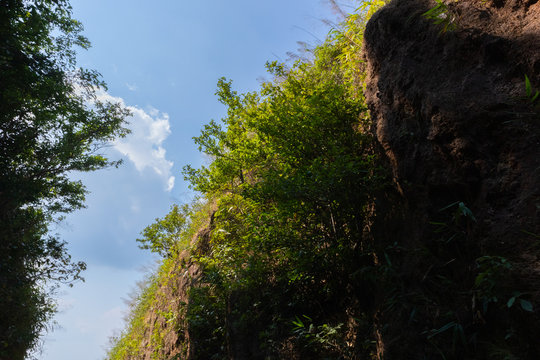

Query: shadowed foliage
[[0, 0, 129, 358]]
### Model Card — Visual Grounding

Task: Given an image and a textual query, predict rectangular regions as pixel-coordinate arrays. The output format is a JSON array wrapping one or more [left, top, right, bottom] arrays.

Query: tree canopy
[[137, 204, 190, 258], [0, 0, 129, 357], [179, 41, 382, 357]]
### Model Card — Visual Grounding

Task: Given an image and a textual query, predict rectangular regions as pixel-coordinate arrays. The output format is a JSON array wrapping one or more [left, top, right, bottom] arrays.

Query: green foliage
[[179, 6, 387, 356], [525, 74, 540, 104], [106, 271, 160, 360], [107, 198, 215, 360], [506, 292, 534, 312], [422, 0, 458, 33], [474, 255, 512, 312], [185, 285, 227, 360], [0, 0, 128, 357], [399, 194, 539, 359], [291, 315, 351, 357], [430, 201, 476, 243], [137, 204, 190, 257], [110, 4, 391, 359], [106, 258, 182, 360], [329, 1, 388, 98], [110, 1, 540, 359]]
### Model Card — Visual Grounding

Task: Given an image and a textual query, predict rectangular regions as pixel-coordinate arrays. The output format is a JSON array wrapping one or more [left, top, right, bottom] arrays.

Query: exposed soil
[[364, 0, 540, 357]]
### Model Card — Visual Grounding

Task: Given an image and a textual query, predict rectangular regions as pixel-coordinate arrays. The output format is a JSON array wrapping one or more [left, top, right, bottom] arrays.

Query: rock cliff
[[365, 0, 540, 357]]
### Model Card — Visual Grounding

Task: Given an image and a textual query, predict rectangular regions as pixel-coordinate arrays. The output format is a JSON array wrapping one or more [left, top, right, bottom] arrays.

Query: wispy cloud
[[95, 91, 175, 192], [125, 83, 138, 91]]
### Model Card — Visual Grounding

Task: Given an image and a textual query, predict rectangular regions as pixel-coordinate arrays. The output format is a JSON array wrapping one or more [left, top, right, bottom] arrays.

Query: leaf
[[438, 201, 460, 212], [422, 1, 444, 19], [429, 221, 448, 226], [427, 321, 456, 339], [525, 75, 532, 97], [475, 272, 486, 286], [292, 316, 305, 328], [507, 296, 516, 308], [458, 202, 476, 222], [520, 299, 533, 312], [531, 90, 539, 103], [384, 252, 392, 267]]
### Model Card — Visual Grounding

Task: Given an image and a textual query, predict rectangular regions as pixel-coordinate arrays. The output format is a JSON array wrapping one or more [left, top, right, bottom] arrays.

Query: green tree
[[137, 204, 190, 257], [182, 38, 382, 357], [0, 0, 129, 358]]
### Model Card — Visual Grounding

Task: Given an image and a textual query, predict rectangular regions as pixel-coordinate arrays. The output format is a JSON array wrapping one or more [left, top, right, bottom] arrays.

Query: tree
[[181, 40, 381, 357], [0, 0, 129, 358], [137, 204, 190, 258]]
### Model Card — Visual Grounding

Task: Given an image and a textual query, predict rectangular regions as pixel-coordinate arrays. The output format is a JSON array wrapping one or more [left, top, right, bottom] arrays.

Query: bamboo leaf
[[525, 74, 532, 97]]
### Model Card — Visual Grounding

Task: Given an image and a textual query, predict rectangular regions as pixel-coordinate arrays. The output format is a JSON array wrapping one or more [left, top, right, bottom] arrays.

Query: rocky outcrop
[[131, 252, 202, 360], [365, 0, 540, 357], [115, 224, 212, 360]]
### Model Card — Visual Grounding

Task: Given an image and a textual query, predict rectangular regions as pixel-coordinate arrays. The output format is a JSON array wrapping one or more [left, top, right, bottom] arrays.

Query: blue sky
[[38, 1, 347, 359]]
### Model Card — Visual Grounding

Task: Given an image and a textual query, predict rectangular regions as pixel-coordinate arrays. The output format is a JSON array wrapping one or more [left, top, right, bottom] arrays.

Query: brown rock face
[[130, 251, 202, 360], [365, 0, 540, 358]]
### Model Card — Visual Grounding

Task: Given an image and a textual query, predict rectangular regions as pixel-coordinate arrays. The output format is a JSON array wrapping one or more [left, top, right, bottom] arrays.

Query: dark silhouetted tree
[[0, 0, 129, 358]]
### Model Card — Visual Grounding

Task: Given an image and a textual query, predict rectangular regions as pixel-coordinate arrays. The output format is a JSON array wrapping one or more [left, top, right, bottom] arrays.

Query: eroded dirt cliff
[[365, 0, 540, 357]]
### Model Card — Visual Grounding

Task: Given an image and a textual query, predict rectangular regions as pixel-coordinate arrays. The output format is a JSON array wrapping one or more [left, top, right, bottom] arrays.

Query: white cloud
[[94, 91, 175, 192], [166, 176, 175, 192]]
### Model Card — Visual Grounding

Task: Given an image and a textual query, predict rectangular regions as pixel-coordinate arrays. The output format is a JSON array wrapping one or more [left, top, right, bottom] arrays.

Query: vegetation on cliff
[[107, 2, 386, 359], [107, 0, 540, 359]]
